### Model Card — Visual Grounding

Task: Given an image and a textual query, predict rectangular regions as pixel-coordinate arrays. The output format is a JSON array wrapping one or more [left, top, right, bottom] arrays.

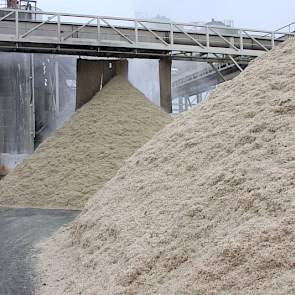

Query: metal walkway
[[0, 8, 294, 61]]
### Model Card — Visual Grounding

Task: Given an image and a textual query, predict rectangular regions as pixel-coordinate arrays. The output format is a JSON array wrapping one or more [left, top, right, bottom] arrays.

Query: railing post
[[170, 23, 174, 46], [206, 26, 210, 48], [97, 17, 100, 43], [239, 30, 243, 51], [271, 32, 275, 48], [15, 10, 19, 40], [57, 14, 61, 42], [134, 20, 138, 44]]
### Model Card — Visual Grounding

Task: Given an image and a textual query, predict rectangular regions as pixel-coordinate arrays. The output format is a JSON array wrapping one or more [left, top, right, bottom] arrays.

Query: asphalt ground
[[0, 207, 80, 295]]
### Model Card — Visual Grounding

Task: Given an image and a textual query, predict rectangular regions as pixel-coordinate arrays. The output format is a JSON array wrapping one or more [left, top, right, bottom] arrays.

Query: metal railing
[[0, 8, 294, 57], [274, 21, 295, 34]]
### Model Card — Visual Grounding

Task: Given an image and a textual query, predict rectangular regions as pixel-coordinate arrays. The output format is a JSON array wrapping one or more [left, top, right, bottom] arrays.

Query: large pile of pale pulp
[[39, 39, 295, 294], [0, 76, 171, 209]]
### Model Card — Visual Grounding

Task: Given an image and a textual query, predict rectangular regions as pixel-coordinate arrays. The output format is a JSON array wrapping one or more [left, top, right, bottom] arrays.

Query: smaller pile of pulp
[[0, 76, 171, 209]]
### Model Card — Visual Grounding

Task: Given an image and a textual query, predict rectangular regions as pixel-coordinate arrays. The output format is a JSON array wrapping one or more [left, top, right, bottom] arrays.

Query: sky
[[37, 0, 295, 30]]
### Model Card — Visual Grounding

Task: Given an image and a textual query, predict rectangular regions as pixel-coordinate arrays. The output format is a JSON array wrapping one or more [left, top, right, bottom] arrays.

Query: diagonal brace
[[209, 27, 239, 51], [138, 21, 169, 46], [100, 18, 134, 44], [242, 30, 269, 51], [228, 55, 243, 72], [209, 62, 226, 82], [0, 11, 14, 22], [63, 17, 96, 40], [21, 15, 56, 38], [174, 24, 205, 49]]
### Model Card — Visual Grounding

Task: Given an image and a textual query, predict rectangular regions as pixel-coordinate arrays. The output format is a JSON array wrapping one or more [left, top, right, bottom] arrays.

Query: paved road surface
[[0, 207, 80, 295]]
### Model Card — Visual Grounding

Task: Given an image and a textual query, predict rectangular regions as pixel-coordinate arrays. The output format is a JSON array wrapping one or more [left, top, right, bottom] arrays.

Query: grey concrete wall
[[115, 60, 129, 78], [76, 59, 128, 110], [159, 58, 172, 113], [76, 59, 114, 109]]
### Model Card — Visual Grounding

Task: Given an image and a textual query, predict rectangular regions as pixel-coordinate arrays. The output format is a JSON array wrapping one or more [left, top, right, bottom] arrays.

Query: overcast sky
[[37, 0, 295, 30]]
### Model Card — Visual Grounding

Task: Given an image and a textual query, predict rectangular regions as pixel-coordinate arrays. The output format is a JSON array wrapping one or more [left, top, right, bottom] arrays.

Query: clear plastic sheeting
[[33, 54, 76, 147], [128, 59, 160, 105], [0, 53, 33, 155], [0, 52, 76, 173]]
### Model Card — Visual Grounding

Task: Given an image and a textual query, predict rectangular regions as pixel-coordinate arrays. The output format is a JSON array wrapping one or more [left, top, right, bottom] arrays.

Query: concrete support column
[[115, 60, 128, 78], [55, 60, 60, 114], [159, 58, 172, 113], [76, 59, 128, 110]]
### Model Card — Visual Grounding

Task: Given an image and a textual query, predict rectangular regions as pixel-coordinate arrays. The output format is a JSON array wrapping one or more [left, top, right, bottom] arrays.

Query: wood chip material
[[39, 39, 295, 294], [0, 76, 171, 209]]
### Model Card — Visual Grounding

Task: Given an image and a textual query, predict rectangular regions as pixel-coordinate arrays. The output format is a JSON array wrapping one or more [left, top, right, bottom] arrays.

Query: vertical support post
[[159, 57, 172, 113], [239, 30, 243, 50], [55, 60, 60, 114], [170, 23, 174, 46], [135, 20, 138, 44], [115, 59, 128, 78], [15, 10, 19, 40], [206, 26, 210, 48], [97, 17, 101, 43], [57, 14, 61, 42], [30, 53, 35, 141], [271, 32, 275, 48], [76, 59, 118, 109]]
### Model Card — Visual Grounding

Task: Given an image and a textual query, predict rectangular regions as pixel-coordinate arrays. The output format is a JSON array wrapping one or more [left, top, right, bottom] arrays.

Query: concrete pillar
[[115, 60, 128, 78], [55, 60, 60, 114], [159, 58, 172, 113], [178, 97, 183, 113], [76, 59, 129, 110]]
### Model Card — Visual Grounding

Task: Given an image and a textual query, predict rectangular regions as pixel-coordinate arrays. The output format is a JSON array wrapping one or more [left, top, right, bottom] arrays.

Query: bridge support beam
[[159, 58, 172, 113], [76, 59, 128, 109]]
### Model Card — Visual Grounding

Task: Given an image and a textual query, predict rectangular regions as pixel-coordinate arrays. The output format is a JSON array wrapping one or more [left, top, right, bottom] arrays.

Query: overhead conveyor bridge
[[0, 8, 294, 113], [0, 8, 294, 62]]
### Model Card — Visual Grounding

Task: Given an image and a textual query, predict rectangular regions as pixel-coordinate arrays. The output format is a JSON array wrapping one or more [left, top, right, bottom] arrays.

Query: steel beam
[[228, 55, 244, 72]]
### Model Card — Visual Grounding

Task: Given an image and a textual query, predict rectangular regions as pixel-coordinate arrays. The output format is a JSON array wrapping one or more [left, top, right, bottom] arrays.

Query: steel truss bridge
[[171, 20, 295, 105], [0, 8, 294, 63]]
